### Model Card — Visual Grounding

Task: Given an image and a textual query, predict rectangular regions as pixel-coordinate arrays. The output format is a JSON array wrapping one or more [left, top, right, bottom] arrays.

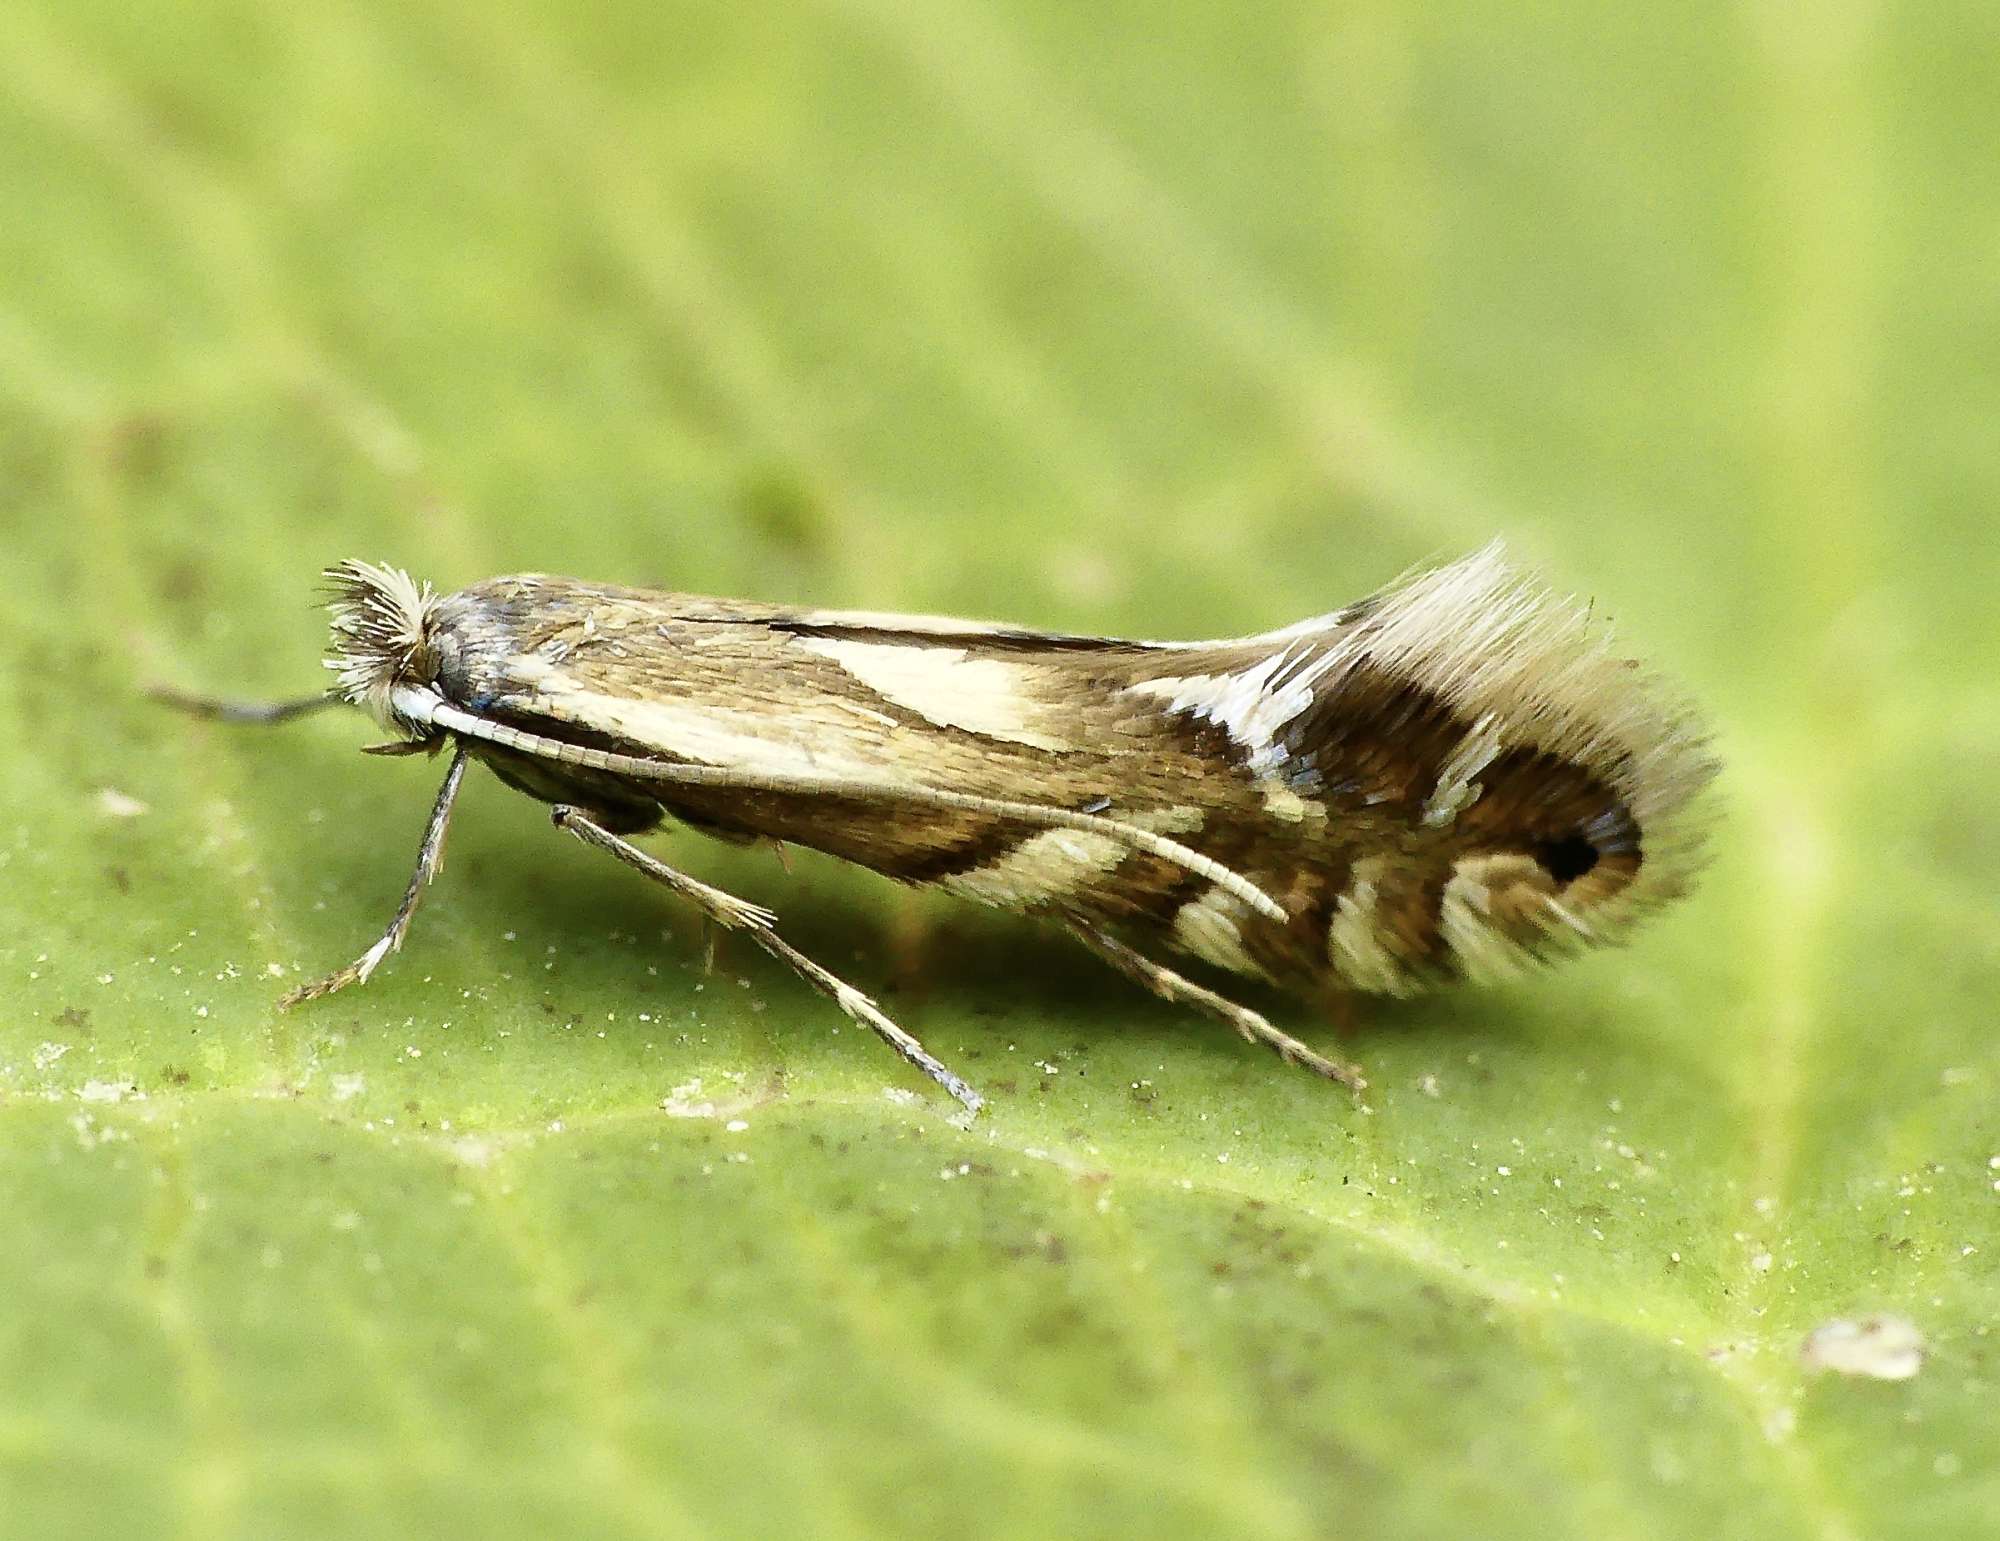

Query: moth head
[[322, 559, 443, 730]]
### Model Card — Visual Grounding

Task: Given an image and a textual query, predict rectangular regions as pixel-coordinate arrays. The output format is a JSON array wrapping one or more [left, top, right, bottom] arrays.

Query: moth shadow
[[458, 823, 1654, 1079], [467, 829, 1196, 1011], [470, 832, 1422, 1061]]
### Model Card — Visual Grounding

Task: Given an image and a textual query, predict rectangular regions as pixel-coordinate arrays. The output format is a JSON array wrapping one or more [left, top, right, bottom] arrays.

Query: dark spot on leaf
[[156, 558, 205, 605], [734, 468, 829, 557], [0, 407, 64, 503], [102, 412, 177, 486]]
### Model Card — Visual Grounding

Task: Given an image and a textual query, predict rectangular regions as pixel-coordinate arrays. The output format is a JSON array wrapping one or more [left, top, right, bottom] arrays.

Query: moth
[[156, 546, 1715, 1113]]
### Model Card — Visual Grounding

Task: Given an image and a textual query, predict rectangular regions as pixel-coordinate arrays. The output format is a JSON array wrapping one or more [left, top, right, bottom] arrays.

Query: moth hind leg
[[1066, 919, 1367, 1091], [551, 807, 983, 1115]]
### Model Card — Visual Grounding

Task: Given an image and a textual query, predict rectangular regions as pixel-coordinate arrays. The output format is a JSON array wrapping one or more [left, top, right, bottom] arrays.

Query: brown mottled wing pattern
[[422, 554, 1714, 997]]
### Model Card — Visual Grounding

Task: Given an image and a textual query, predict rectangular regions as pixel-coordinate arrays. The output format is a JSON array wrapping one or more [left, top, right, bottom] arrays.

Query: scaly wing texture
[[416, 552, 1710, 991]]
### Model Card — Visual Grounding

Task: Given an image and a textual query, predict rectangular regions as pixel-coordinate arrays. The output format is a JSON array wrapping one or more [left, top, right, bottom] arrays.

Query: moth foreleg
[[550, 807, 984, 1116], [1066, 920, 1367, 1091], [282, 746, 471, 1007], [149, 685, 345, 725]]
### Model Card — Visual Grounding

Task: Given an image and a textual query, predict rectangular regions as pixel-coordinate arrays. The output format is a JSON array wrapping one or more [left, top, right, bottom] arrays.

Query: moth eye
[[1531, 832, 1601, 886]]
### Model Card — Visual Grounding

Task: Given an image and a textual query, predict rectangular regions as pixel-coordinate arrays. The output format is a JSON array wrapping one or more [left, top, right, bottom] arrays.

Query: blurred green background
[[2, 1, 1996, 1537]]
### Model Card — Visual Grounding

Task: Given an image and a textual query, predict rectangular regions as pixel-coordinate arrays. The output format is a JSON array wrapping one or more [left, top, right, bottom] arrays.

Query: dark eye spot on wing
[[1532, 804, 1643, 886], [1532, 833, 1601, 885]]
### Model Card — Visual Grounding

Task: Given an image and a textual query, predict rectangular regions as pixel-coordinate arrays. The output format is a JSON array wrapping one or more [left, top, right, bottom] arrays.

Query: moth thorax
[[322, 559, 442, 727]]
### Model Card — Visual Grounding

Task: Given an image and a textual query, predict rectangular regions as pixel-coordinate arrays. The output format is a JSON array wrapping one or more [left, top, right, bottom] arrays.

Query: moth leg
[[1066, 920, 1367, 1091], [149, 685, 344, 725], [551, 807, 984, 1115], [281, 747, 470, 1007]]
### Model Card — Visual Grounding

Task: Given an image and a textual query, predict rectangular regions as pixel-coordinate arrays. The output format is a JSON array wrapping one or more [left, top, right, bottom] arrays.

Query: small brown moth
[[157, 546, 1715, 1112]]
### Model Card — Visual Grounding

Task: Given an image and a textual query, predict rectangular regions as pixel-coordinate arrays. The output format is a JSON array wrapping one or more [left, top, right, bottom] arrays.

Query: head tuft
[[322, 560, 441, 727]]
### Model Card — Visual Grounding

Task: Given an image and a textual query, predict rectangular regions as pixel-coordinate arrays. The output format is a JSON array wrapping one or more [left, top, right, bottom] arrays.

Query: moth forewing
[[161, 547, 1716, 1112], [389, 685, 1289, 921]]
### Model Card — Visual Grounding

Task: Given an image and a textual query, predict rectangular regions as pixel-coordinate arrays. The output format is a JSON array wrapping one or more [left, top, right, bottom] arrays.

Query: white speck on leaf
[[1801, 1315, 1925, 1380], [447, 1137, 500, 1168], [69, 1112, 128, 1151], [662, 1078, 715, 1117], [96, 788, 149, 818]]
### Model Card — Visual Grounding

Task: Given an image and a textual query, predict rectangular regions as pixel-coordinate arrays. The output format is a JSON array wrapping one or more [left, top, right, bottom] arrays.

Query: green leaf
[[2, 0, 1995, 1536]]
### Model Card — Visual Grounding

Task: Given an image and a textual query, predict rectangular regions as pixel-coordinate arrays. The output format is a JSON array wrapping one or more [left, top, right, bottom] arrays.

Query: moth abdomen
[[476, 742, 666, 837]]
